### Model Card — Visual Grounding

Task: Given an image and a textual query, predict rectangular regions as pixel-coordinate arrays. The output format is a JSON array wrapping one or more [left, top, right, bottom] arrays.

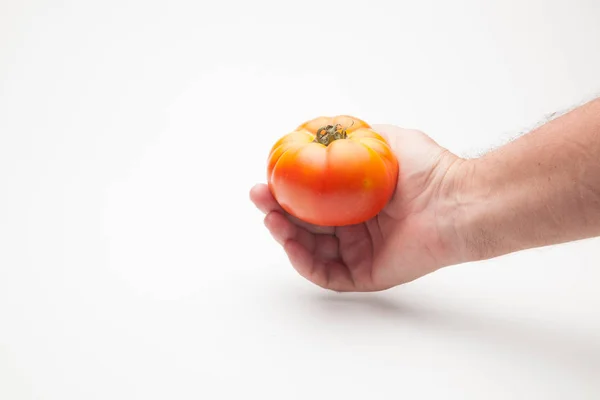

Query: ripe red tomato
[[267, 115, 399, 226]]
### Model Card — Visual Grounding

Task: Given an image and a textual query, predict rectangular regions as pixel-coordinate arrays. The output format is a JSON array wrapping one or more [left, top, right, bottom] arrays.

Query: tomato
[[267, 115, 399, 226]]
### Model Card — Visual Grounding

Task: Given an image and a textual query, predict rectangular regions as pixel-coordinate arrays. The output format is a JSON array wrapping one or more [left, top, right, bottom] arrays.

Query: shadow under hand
[[309, 291, 600, 380]]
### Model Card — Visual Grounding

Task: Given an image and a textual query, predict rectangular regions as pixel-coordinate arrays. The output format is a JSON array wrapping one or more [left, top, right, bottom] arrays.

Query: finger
[[314, 235, 339, 260], [263, 213, 351, 291], [281, 239, 317, 284], [250, 183, 335, 235], [336, 223, 373, 277], [284, 240, 355, 292], [250, 183, 282, 214], [287, 214, 335, 235], [265, 211, 340, 261], [264, 211, 315, 253]]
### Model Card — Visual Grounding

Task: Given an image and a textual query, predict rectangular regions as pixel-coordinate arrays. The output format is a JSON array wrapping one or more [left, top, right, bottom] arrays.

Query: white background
[[2, 0, 600, 399]]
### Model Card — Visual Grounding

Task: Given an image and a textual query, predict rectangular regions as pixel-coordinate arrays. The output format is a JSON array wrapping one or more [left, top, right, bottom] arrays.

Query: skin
[[250, 97, 600, 292], [453, 97, 600, 261]]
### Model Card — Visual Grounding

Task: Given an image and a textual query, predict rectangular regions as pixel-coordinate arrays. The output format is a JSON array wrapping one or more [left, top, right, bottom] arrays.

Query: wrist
[[430, 152, 474, 267], [444, 159, 487, 263], [435, 155, 495, 266], [444, 156, 517, 264]]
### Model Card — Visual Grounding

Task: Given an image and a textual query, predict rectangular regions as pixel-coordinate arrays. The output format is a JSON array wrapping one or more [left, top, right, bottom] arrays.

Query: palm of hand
[[251, 125, 459, 292]]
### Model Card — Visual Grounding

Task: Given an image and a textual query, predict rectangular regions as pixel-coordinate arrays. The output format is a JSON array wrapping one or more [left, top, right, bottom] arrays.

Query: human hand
[[250, 125, 465, 292]]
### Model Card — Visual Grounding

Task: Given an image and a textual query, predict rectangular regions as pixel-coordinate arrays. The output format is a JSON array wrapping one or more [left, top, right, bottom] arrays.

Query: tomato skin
[[267, 116, 399, 226]]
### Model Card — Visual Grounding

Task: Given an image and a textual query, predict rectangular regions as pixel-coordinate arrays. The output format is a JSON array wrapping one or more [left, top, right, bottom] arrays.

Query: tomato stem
[[313, 124, 347, 146]]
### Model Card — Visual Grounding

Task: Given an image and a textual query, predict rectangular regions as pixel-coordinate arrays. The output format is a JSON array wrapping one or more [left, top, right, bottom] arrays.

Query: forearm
[[455, 97, 600, 262]]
